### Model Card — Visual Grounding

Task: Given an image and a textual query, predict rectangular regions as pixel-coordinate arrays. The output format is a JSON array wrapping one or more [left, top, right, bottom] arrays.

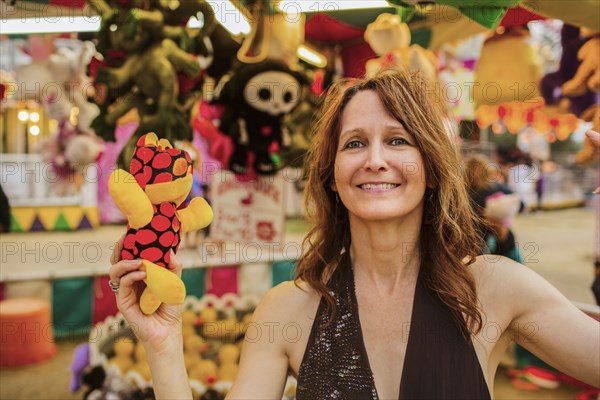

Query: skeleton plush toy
[[218, 59, 305, 175]]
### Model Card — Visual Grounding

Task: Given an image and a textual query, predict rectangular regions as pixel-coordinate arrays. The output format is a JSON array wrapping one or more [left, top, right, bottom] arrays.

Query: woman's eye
[[344, 140, 363, 149], [390, 137, 409, 146]]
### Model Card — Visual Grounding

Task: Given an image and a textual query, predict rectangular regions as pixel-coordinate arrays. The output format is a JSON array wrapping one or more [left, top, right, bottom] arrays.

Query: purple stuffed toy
[[540, 24, 596, 117]]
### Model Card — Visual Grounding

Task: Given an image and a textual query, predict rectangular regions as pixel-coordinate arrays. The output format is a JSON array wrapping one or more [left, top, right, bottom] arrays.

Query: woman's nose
[[364, 144, 388, 171]]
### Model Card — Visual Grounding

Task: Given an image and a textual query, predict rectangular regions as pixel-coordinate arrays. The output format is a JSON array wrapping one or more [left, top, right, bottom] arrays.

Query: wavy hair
[[296, 68, 485, 336]]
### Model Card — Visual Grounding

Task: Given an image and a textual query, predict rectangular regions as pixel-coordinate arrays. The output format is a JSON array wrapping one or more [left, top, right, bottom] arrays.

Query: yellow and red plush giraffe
[[109, 132, 213, 314]]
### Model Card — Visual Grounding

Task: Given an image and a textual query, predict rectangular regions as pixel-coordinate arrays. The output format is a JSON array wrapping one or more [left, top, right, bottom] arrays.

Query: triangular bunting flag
[[30, 216, 46, 232], [54, 213, 71, 231], [38, 207, 60, 231], [9, 214, 22, 232], [84, 208, 100, 228], [78, 215, 93, 230], [62, 206, 84, 230], [10, 208, 36, 231]]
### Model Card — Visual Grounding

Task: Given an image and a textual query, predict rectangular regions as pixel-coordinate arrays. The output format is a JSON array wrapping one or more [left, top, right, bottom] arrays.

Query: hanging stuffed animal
[[562, 33, 600, 97], [473, 26, 541, 107], [108, 132, 213, 314], [216, 59, 305, 175], [364, 13, 437, 82], [540, 25, 597, 117]]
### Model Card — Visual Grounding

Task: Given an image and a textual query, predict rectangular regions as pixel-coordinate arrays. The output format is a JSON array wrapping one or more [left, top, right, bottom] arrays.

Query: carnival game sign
[[210, 171, 285, 247]]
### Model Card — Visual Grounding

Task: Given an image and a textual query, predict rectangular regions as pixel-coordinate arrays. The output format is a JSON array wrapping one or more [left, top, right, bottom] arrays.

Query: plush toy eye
[[258, 88, 271, 101], [283, 90, 293, 103]]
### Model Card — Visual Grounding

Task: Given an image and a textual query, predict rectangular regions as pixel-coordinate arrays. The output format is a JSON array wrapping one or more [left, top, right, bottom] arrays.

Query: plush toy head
[[364, 13, 411, 56], [221, 60, 304, 119], [130, 132, 193, 207]]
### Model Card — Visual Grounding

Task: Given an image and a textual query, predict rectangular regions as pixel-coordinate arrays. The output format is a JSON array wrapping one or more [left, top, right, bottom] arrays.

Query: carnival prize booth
[[0, 0, 598, 399]]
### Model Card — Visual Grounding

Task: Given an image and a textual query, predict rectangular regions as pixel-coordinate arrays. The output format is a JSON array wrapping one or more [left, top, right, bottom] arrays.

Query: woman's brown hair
[[296, 68, 485, 336]]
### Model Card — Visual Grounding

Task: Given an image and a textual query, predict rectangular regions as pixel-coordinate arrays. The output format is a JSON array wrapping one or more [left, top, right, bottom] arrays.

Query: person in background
[[464, 154, 524, 262], [108, 69, 599, 399]]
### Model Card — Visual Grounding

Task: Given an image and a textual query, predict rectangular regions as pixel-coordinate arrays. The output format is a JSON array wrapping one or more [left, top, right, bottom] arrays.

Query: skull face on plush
[[108, 132, 213, 314], [217, 59, 305, 175]]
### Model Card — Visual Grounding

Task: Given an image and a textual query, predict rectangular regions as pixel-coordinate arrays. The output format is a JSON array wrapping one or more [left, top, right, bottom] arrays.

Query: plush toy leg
[[229, 146, 248, 175], [255, 152, 275, 175], [140, 288, 162, 315], [139, 260, 186, 313]]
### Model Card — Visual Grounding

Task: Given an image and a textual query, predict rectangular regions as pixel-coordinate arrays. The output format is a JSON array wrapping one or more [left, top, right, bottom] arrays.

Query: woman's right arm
[[109, 237, 192, 400], [226, 284, 297, 399]]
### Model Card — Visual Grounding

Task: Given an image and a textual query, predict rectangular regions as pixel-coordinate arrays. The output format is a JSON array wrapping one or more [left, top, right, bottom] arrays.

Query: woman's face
[[333, 90, 427, 224]]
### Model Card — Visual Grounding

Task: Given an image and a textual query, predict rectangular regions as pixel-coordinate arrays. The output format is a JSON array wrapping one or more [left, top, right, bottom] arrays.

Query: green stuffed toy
[[388, 0, 521, 28], [109, 132, 213, 314]]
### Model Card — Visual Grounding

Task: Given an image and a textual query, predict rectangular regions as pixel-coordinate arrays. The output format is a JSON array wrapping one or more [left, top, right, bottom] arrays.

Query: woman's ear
[[331, 181, 337, 192]]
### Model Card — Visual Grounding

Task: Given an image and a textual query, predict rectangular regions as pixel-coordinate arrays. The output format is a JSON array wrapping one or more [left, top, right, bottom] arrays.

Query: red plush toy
[[109, 132, 213, 314]]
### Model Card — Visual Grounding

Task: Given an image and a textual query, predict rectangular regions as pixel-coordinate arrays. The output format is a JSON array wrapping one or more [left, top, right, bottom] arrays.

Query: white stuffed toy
[[14, 38, 100, 132], [364, 13, 438, 81]]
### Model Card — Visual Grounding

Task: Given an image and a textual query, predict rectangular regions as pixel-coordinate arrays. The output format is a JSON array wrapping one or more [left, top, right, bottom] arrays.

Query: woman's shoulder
[[468, 255, 555, 317], [253, 280, 321, 322]]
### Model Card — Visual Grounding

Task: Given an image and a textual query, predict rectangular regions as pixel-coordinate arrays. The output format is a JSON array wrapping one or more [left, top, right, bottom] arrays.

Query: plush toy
[[364, 13, 437, 82], [108, 338, 135, 374], [189, 359, 219, 391], [237, 0, 305, 65], [540, 25, 596, 117], [70, 343, 91, 393], [38, 122, 103, 196], [184, 335, 207, 371], [80, 366, 107, 400], [131, 342, 152, 382], [281, 86, 319, 168], [108, 132, 214, 314], [196, 24, 242, 90], [14, 38, 100, 132], [562, 35, 600, 97], [217, 344, 240, 382], [182, 309, 200, 339], [473, 26, 541, 107], [216, 59, 305, 175], [88, 0, 215, 168], [575, 105, 600, 165]]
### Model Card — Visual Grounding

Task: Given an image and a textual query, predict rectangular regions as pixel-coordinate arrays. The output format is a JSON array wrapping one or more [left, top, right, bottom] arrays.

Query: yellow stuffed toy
[[109, 132, 213, 314], [562, 35, 600, 97]]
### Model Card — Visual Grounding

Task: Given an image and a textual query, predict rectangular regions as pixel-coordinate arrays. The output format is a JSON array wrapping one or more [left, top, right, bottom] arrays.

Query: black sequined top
[[296, 253, 491, 399]]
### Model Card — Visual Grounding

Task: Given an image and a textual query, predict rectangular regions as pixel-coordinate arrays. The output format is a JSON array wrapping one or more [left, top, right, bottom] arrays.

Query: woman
[[109, 69, 599, 399]]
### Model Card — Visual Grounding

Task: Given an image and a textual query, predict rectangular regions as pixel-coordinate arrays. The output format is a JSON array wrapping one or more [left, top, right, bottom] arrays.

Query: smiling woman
[[107, 68, 600, 400], [297, 70, 484, 339]]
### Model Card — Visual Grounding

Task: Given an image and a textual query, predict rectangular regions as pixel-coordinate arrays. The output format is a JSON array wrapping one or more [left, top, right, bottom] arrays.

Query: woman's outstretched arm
[[499, 259, 600, 387]]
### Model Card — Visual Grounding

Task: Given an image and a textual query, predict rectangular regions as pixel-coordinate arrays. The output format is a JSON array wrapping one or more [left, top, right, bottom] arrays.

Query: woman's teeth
[[360, 183, 399, 190]]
